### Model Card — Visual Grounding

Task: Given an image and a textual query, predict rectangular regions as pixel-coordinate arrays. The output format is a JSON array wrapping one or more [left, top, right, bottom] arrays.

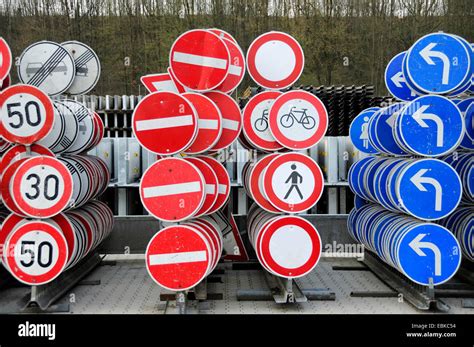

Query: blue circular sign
[[405, 33, 471, 94], [396, 158, 462, 220], [385, 52, 419, 101], [372, 103, 408, 155], [397, 95, 464, 156], [349, 110, 379, 154], [398, 223, 461, 286]]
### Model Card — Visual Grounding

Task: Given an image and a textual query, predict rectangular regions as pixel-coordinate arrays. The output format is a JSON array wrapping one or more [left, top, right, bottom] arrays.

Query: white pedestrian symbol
[[360, 116, 370, 149]]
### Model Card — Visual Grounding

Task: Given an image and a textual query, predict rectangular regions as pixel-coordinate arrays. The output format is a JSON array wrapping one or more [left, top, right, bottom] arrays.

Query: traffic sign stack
[[0, 40, 113, 286], [348, 32, 473, 286]]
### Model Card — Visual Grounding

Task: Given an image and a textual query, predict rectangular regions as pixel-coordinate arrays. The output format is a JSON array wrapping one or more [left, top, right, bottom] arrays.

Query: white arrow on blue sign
[[396, 158, 462, 220], [398, 224, 461, 286], [385, 52, 419, 101], [404, 33, 472, 94], [396, 95, 464, 156]]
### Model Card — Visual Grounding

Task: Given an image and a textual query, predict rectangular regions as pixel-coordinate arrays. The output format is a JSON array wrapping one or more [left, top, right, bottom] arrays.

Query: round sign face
[[259, 216, 321, 278], [263, 152, 324, 213], [61, 100, 95, 155], [4, 221, 68, 285], [349, 109, 379, 154], [0, 84, 54, 145], [197, 156, 231, 214], [36, 101, 66, 150], [62, 41, 101, 95], [11, 156, 73, 218], [248, 154, 280, 213], [50, 101, 79, 153], [182, 93, 222, 154], [17, 41, 76, 96], [246, 31, 304, 90], [184, 157, 218, 217], [140, 157, 205, 222], [242, 91, 283, 151], [0, 37, 12, 82], [269, 90, 327, 149], [397, 95, 464, 157], [215, 38, 245, 93], [169, 29, 230, 92], [405, 33, 471, 94], [384, 52, 419, 101], [397, 224, 462, 286], [205, 91, 242, 151], [396, 159, 462, 221], [146, 225, 211, 291], [132, 92, 198, 155], [369, 103, 408, 156]]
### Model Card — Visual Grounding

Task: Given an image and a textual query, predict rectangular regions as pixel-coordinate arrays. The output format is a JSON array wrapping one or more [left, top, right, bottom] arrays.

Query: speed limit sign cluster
[[1, 200, 114, 285]]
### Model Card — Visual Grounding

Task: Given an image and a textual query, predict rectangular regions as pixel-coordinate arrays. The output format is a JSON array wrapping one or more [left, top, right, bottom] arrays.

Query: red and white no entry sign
[[215, 38, 245, 94], [140, 157, 205, 222], [140, 72, 181, 94], [182, 93, 222, 154], [263, 152, 324, 213], [132, 92, 198, 155], [10, 156, 73, 218], [169, 29, 230, 92], [269, 90, 328, 150], [243, 91, 283, 151], [0, 84, 54, 145], [246, 32, 304, 90], [4, 221, 68, 285], [0, 38, 12, 82], [185, 157, 219, 217], [146, 225, 211, 291], [197, 156, 231, 214], [205, 91, 242, 151], [259, 216, 321, 278]]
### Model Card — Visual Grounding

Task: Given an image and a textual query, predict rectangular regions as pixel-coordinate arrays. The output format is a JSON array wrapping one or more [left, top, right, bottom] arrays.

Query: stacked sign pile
[[0, 38, 113, 286], [348, 32, 473, 286], [239, 32, 329, 278], [137, 29, 245, 292]]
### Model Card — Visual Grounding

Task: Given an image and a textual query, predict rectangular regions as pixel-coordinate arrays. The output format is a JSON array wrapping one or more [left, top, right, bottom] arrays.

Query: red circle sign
[[10, 156, 73, 218], [263, 152, 324, 213], [185, 157, 218, 217], [246, 32, 304, 90], [140, 157, 205, 222], [0, 144, 54, 175], [0, 38, 12, 82], [269, 90, 328, 150], [248, 154, 280, 213], [243, 91, 283, 151], [182, 93, 222, 154], [169, 29, 230, 92], [205, 91, 242, 151], [146, 225, 211, 291], [4, 221, 68, 285], [132, 92, 198, 155], [215, 38, 245, 94], [197, 156, 230, 214], [0, 84, 54, 145], [259, 216, 321, 278]]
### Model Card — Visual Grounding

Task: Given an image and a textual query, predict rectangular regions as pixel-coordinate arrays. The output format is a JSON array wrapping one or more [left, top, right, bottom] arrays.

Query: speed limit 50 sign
[[0, 84, 54, 144]]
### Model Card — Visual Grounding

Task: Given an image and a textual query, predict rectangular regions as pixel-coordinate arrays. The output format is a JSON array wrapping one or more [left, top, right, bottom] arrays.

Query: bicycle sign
[[242, 91, 283, 151], [269, 90, 328, 149]]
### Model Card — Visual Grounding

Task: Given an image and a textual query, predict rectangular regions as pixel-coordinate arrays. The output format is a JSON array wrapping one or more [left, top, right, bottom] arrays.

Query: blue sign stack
[[349, 32, 474, 286]]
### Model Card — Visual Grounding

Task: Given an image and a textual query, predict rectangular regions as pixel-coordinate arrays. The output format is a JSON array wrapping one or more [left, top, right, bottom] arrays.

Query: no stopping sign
[[0, 84, 54, 145]]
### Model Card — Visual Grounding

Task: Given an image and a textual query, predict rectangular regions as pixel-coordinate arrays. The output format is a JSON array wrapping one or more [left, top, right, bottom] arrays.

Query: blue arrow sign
[[398, 224, 461, 286], [405, 33, 471, 94], [396, 159, 462, 220], [385, 52, 419, 101], [397, 95, 464, 156], [349, 110, 379, 154]]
